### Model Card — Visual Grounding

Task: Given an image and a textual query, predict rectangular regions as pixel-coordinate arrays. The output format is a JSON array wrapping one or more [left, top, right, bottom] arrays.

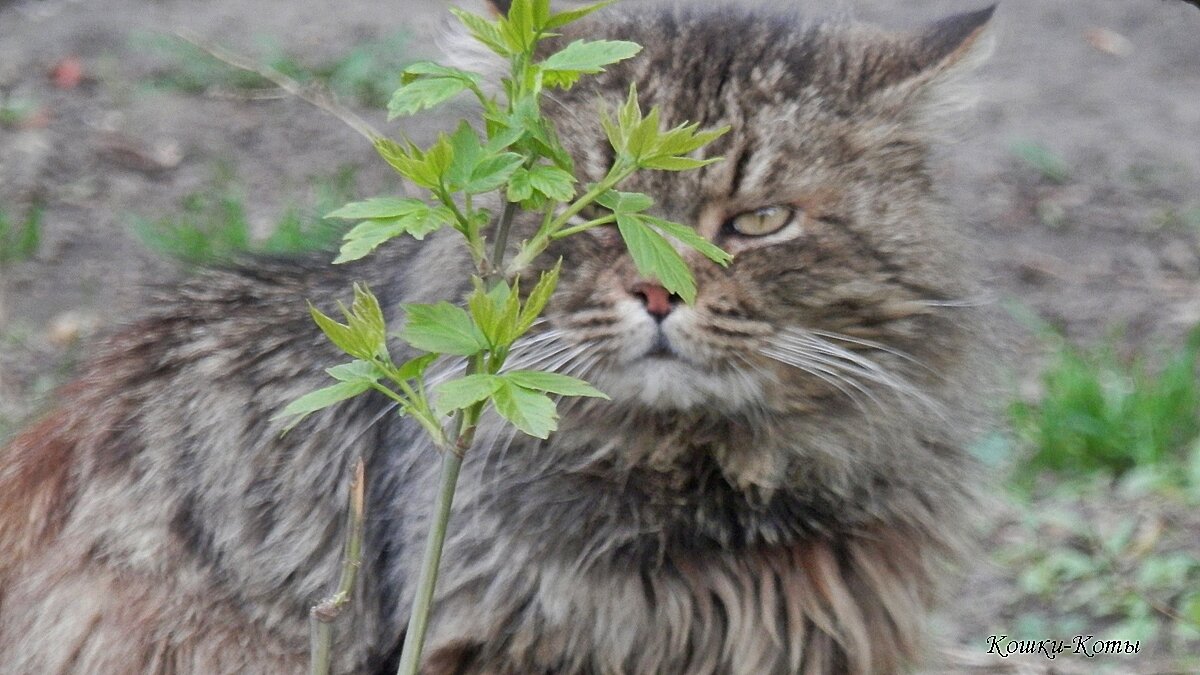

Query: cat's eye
[[726, 206, 794, 237]]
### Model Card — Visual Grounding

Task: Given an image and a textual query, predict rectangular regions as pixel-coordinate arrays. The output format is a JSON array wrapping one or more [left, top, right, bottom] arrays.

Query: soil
[[2, 0, 1199, 672]]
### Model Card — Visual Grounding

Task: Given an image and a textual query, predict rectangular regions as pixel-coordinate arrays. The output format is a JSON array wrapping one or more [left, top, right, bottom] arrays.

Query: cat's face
[[513, 6, 993, 418]]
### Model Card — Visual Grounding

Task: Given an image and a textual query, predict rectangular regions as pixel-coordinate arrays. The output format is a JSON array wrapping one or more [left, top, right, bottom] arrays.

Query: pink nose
[[631, 281, 678, 321]]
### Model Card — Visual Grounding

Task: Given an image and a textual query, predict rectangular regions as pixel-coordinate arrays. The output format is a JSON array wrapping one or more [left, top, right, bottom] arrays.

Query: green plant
[[0, 94, 40, 129], [994, 476, 1200, 659], [274, 1, 731, 673], [1010, 139, 1071, 185], [1010, 327, 1200, 484], [133, 168, 357, 263], [0, 203, 41, 266], [138, 33, 410, 107]]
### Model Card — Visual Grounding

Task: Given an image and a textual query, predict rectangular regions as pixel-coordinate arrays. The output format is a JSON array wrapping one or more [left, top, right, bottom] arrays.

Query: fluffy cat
[[0, 2, 995, 673]]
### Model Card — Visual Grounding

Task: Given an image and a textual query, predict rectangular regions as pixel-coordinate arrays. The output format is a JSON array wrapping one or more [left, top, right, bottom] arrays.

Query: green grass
[[133, 167, 358, 264], [136, 33, 410, 108], [0, 94, 39, 129], [993, 324, 1200, 664], [1010, 139, 1071, 185], [1010, 327, 1200, 485], [0, 203, 42, 265]]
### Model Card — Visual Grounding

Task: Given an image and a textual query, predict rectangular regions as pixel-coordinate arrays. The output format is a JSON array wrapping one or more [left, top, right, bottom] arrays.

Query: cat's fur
[[0, 2, 995, 673]]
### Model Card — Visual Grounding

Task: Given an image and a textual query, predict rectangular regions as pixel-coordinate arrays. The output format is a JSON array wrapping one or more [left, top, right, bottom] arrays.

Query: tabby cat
[[0, 2, 995, 673]]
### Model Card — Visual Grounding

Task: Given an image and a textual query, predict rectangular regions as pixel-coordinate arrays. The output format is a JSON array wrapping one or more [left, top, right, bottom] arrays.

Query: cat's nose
[[629, 281, 679, 322]]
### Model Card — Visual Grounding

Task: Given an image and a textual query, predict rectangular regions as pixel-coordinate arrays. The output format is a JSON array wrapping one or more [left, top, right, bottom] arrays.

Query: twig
[[310, 459, 367, 675], [174, 30, 383, 143]]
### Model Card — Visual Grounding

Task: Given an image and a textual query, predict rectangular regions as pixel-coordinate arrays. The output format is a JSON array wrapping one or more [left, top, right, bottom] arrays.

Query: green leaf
[[492, 381, 558, 438], [373, 138, 442, 190], [503, 371, 608, 398], [641, 215, 732, 266], [596, 189, 653, 214], [395, 353, 438, 381], [387, 76, 472, 119], [401, 62, 482, 88], [639, 155, 722, 171], [347, 283, 387, 355], [400, 301, 488, 356], [310, 289, 386, 362], [465, 152, 524, 194], [326, 197, 426, 220], [616, 213, 696, 304], [333, 206, 452, 264], [450, 8, 511, 56], [326, 360, 384, 383], [544, 0, 617, 29], [434, 374, 502, 416], [506, 167, 534, 202], [517, 261, 560, 334], [626, 105, 661, 159], [540, 39, 641, 77], [272, 380, 372, 427], [527, 164, 575, 201], [445, 121, 485, 189]]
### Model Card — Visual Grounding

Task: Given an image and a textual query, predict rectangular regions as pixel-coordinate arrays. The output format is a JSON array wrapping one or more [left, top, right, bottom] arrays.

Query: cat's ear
[[485, 0, 512, 16], [910, 5, 996, 81], [869, 5, 996, 121]]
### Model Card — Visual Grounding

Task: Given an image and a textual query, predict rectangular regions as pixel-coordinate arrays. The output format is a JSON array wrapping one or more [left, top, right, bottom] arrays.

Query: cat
[[0, 2, 996, 673]]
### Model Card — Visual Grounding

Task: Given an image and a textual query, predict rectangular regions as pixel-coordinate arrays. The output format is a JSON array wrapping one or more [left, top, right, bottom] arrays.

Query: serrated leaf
[[388, 77, 471, 119], [326, 197, 427, 220], [616, 213, 696, 304], [374, 138, 441, 189], [465, 152, 524, 194], [395, 353, 438, 381], [400, 301, 488, 356], [507, 167, 534, 202], [527, 164, 575, 201], [627, 105, 661, 159], [541, 39, 641, 77], [544, 0, 617, 29], [401, 62, 482, 88], [467, 281, 501, 346], [492, 381, 558, 438], [347, 284, 387, 356], [641, 215, 732, 266], [596, 189, 653, 214], [503, 371, 608, 398], [517, 261, 560, 334], [450, 8, 511, 56], [326, 360, 385, 383], [273, 380, 372, 428], [334, 206, 452, 264], [434, 374, 502, 416], [446, 121, 485, 189], [310, 302, 371, 360]]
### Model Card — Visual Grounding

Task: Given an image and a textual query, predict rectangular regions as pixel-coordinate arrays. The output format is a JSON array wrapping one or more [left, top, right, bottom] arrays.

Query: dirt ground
[[2, 0, 1199, 672]]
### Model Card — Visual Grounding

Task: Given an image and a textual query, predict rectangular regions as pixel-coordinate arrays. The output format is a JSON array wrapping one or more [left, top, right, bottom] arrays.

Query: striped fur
[[0, 3, 995, 673]]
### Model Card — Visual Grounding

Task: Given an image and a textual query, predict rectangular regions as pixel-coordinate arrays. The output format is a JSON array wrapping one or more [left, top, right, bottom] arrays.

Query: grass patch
[[994, 324, 1200, 664], [0, 203, 42, 265], [1010, 327, 1200, 485], [133, 167, 358, 264], [1010, 139, 1071, 185], [136, 33, 410, 108]]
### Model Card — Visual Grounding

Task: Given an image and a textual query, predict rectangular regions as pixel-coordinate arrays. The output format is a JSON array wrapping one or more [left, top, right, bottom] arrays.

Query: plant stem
[[489, 200, 519, 283], [550, 213, 616, 239], [395, 448, 464, 675], [309, 459, 367, 675]]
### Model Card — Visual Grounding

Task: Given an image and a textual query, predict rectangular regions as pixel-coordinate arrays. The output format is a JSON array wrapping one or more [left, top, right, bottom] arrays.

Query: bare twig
[[310, 459, 367, 675], [174, 30, 383, 143]]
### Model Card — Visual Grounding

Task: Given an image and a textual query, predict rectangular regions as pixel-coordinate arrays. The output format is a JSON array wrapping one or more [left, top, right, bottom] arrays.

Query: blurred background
[[1, 0, 1198, 671]]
